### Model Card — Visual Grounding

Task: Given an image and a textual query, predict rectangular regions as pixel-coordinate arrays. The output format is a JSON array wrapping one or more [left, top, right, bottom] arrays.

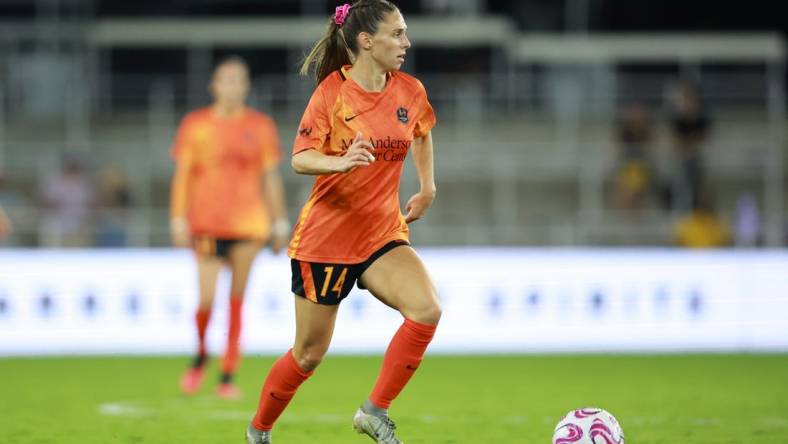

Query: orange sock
[[369, 318, 437, 409], [222, 296, 243, 375], [252, 350, 313, 431], [195, 308, 212, 357]]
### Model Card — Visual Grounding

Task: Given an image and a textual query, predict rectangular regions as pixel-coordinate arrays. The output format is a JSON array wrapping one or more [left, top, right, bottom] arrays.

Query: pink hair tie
[[334, 3, 351, 26]]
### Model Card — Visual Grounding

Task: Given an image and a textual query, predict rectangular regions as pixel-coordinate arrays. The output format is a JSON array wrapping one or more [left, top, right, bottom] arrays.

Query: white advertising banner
[[0, 248, 786, 355]]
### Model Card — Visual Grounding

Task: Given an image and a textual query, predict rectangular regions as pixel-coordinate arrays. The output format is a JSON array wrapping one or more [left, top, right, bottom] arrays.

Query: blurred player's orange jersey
[[288, 66, 436, 263], [171, 107, 281, 239]]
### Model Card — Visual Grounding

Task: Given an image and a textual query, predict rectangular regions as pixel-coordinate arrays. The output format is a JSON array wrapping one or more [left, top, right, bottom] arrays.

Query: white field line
[[98, 401, 155, 417]]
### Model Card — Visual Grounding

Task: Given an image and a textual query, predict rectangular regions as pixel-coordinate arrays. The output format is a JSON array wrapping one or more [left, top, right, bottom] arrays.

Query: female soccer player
[[170, 56, 289, 399], [246, 2, 440, 443]]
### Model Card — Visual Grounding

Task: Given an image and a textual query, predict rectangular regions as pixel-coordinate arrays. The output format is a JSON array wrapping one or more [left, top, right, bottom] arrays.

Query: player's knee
[[293, 346, 326, 372], [409, 298, 442, 325], [420, 301, 442, 325]]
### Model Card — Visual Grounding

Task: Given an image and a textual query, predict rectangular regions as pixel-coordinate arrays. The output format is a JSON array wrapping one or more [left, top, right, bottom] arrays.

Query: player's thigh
[[359, 246, 441, 324], [292, 295, 339, 371], [196, 254, 224, 308], [227, 240, 263, 295]]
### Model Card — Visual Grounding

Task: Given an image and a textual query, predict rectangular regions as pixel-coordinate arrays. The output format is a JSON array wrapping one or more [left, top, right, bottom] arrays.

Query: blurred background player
[[246, 2, 440, 443], [170, 56, 289, 399]]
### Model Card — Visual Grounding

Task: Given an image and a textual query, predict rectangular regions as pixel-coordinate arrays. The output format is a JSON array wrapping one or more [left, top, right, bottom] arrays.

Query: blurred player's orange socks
[[252, 349, 313, 431], [221, 296, 243, 376], [369, 318, 437, 409], [195, 307, 212, 357]]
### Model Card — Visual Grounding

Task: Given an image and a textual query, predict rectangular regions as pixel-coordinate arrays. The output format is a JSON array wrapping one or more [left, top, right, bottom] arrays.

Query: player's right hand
[[170, 218, 191, 248], [335, 132, 375, 173]]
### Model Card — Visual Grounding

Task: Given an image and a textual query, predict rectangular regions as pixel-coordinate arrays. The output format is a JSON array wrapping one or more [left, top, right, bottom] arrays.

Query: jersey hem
[[190, 229, 269, 240], [288, 232, 409, 264]]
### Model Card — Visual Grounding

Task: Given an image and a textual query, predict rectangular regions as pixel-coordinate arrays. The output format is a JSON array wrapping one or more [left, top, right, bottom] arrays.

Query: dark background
[[0, 0, 784, 33]]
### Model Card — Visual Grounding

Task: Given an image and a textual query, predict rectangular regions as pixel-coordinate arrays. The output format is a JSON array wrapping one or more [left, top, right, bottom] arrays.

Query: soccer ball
[[552, 407, 625, 444]]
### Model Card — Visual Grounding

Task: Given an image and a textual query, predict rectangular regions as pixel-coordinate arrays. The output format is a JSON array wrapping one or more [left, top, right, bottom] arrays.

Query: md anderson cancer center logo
[[341, 135, 412, 161]]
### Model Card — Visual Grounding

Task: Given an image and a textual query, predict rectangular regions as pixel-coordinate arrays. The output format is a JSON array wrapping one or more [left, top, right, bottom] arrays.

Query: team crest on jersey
[[396, 107, 409, 124], [298, 126, 312, 137]]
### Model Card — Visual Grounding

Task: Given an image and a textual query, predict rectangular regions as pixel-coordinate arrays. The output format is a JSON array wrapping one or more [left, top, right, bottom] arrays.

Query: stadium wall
[[0, 248, 786, 355]]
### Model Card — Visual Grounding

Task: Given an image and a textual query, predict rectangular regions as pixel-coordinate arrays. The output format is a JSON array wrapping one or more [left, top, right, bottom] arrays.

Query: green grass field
[[1, 354, 787, 443]]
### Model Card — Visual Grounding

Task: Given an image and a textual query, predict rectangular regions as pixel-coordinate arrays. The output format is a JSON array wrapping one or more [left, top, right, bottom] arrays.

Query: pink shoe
[[216, 383, 243, 400], [179, 366, 206, 395]]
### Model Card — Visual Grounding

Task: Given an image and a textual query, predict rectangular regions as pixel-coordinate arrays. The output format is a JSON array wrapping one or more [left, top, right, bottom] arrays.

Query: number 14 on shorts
[[320, 266, 348, 298]]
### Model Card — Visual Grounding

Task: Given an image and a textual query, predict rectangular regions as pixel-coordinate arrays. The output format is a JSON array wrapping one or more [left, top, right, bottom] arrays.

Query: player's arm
[[0, 204, 11, 238], [262, 168, 289, 253], [292, 132, 375, 175], [404, 131, 436, 223], [169, 151, 192, 248]]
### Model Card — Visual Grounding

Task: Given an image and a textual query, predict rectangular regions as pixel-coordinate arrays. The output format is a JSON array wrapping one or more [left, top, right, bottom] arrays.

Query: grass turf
[[1, 354, 786, 443]]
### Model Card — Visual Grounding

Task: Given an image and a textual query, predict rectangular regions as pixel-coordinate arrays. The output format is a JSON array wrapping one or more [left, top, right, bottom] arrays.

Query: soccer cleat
[[352, 407, 404, 444], [245, 424, 272, 444], [217, 382, 243, 400], [179, 366, 206, 395]]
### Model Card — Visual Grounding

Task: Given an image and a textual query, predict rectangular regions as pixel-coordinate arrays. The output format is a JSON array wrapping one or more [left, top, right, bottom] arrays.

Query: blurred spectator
[[612, 103, 654, 211], [0, 174, 18, 203], [666, 81, 710, 212], [0, 203, 10, 239], [733, 193, 761, 247], [95, 165, 132, 247], [0, 170, 13, 240], [38, 157, 94, 247], [674, 191, 731, 249]]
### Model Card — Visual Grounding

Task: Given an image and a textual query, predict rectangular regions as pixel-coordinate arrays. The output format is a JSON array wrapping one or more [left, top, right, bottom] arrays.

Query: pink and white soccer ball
[[552, 407, 625, 444]]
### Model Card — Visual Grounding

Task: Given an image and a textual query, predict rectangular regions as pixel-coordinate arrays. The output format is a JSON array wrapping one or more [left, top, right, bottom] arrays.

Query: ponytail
[[299, 0, 398, 84], [299, 18, 353, 84]]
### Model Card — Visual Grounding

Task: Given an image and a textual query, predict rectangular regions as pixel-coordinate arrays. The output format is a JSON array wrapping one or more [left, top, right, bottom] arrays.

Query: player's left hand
[[404, 189, 436, 223]]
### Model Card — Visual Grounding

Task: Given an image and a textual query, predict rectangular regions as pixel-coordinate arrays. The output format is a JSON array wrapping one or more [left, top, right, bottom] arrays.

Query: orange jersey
[[170, 107, 282, 239], [288, 67, 436, 263]]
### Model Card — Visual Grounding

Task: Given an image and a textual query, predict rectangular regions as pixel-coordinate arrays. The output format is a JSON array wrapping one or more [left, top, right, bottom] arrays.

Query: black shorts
[[291, 240, 409, 305], [192, 236, 250, 260]]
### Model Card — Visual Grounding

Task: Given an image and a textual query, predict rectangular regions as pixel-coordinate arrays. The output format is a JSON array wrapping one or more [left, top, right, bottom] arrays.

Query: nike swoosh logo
[[269, 392, 288, 401], [345, 115, 358, 122], [405, 365, 418, 371]]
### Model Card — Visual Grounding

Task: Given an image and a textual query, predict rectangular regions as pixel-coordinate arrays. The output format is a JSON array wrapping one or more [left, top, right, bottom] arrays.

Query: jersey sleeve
[[293, 85, 332, 155], [259, 116, 283, 171], [413, 80, 436, 138], [170, 113, 200, 218], [169, 125, 193, 219]]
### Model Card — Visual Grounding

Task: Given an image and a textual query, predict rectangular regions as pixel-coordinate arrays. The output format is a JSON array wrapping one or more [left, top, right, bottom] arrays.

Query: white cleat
[[245, 423, 272, 444], [352, 408, 404, 444]]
